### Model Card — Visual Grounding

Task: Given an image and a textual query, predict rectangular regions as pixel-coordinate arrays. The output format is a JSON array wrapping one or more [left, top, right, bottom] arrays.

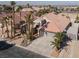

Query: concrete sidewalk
[[58, 40, 79, 58]]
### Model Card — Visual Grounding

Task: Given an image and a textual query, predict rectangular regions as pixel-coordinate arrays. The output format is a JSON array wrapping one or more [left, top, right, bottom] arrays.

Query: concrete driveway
[[25, 33, 55, 57]]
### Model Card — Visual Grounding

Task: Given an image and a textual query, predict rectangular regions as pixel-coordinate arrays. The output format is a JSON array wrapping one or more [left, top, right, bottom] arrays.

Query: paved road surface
[[0, 41, 46, 58]]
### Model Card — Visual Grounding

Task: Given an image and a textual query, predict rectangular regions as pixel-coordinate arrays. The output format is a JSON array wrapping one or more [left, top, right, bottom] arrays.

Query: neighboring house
[[34, 12, 71, 33]]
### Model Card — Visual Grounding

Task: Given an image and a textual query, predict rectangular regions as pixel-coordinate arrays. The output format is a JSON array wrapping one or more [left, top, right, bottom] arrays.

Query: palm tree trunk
[[11, 19, 13, 38], [5, 19, 9, 38], [2, 27, 3, 37], [20, 11, 21, 34], [13, 11, 15, 37], [20, 11, 21, 21], [31, 24, 33, 40], [12, 6, 15, 38], [1, 23, 4, 37], [28, 22, 30, 39]]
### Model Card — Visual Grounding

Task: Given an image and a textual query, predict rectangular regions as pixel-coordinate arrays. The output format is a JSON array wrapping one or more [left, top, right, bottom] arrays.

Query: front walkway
[[70, 40, 79, 58]]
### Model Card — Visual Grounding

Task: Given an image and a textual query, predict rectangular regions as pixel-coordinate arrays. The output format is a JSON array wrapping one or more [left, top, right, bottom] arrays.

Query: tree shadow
[[0, 41, 15, 50], [60, 34, 72, 50]]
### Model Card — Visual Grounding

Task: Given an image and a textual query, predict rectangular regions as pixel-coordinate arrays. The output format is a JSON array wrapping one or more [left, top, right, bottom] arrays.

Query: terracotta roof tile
[[43, 12, 70, 32]]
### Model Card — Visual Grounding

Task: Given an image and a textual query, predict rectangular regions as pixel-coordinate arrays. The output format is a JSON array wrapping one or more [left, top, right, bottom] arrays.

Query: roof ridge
[[46, 13, 62, 32]]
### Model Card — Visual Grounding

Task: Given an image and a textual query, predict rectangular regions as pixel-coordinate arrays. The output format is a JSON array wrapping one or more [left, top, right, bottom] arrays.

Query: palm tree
[[53, 7, 59, 14], [48, 5, 52, 12], [29, 12, 34, 40], [15, 6, 23, 35], [3, 5, 12, 13], [3, 17, 9, 38], [76, 7, 79, 12], [75, 14, 79, 23], [0, 7, 2, 13], [36, 9, 44, 17], [8, 15, 13, 38], [21, 11, 34, 46], [1, 20, 4, 37], [3, 5, 6, 12], [26, 12, 34, 40], [10, 1, 16, 37], [27, 3, 30, 8], [51, 32, 65, 50]]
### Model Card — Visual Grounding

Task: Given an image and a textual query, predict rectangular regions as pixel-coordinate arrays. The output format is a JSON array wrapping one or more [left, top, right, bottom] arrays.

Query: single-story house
[[34, 12, 71, 33], [43, 13, 71, 33]]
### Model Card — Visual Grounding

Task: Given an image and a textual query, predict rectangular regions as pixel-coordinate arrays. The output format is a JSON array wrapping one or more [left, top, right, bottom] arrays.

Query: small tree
[[25, 12, 34, 41], [51, 32, 65, 50], [10, 1, 16, 37], [76, 7, 79, 12], [3, 17, 10, 38], [75, 15, 79, 23], [21, 11, 34, 46], [1, 20, 4, 37], [27, 3, 30, 8]]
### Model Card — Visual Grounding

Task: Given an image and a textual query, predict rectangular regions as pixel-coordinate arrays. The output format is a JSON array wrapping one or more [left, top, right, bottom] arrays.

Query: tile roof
[[43, 12, 70, 33]]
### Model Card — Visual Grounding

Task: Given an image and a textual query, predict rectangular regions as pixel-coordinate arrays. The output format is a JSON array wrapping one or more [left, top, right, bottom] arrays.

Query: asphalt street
[[0, 41, 46, 58]]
